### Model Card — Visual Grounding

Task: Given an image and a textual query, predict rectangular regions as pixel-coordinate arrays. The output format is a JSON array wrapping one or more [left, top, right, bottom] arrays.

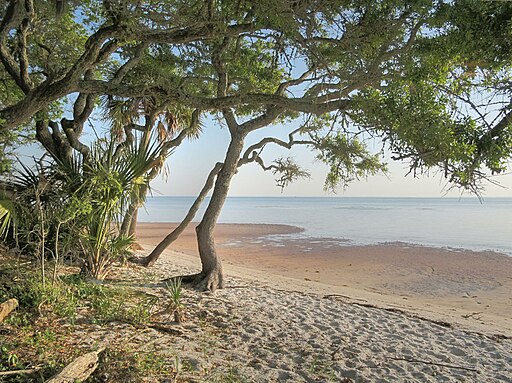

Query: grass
[[88, 348, 173, 383], [0, 252, 251, 383], [0, 254, 162, 382], [0, 260, 156, 327]]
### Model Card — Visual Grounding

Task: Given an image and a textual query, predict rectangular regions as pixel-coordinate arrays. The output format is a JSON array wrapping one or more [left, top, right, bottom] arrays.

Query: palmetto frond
[[102, 97, 137, 140], [0, 192, 14, 238], [157, 104, 202, 140]]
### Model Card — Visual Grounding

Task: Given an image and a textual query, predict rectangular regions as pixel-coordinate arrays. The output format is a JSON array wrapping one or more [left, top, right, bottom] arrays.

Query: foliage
[[0, 259, 151, 326], [1, 136, 162, 279], [0, 191, 15, 238], [0, 0, 510, 193], [90, 348, 171, 383], [0, 254, 157, 382], [164, 277, 185, 323], [1, 0, 512, 291], [269, 157, 311, 191]]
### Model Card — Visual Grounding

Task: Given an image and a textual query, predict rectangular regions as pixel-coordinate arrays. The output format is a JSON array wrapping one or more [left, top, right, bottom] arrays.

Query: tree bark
[[120, 201, 139, 237], [128, 208, 138, 238], [141, 162, 223, 267], [127, 208, 144, 250], [46, 349, 104, 383], [185, 131, 246, 291]]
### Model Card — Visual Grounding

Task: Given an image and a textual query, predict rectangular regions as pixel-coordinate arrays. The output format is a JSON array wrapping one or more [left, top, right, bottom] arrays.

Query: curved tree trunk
[[185, 131, 246, 291], [120, 203, 137, 237], [141, 162, 223, 267], [120, 202, 145, 250]]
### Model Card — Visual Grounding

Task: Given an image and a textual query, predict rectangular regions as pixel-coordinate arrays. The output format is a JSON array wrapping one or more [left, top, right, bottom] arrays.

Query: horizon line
[[145, 194, 509, 199]]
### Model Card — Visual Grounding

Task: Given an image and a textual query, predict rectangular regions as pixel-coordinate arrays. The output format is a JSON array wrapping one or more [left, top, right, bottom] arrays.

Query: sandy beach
[[97, 254, 510, 382], [89, 223, 512, 382], [136, 222, 512, 337]]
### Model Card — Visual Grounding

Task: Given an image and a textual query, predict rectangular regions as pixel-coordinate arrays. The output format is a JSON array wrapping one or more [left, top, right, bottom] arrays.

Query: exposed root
[[170, 270, 224, 292], [180, 273, 202, 284], [128, 256, 147, 266]]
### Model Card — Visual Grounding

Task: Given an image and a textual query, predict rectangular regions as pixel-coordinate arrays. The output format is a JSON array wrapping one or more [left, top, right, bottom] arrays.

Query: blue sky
[[149, 119, 512, 198], [18, 109, 511, 198]]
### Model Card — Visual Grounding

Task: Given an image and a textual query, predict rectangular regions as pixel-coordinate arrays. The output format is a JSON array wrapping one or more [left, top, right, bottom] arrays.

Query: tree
[[0, 1, 209, 248], [133, 1, 512, 291], [1, 1, 511, 291]]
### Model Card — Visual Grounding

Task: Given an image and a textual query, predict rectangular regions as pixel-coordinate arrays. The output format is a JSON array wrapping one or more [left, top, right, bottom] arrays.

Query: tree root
[[168, 270, 224, 292]]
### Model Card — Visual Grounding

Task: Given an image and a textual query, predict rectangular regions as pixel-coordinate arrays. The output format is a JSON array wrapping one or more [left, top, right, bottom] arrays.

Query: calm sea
[[139, 197, 512, 256]]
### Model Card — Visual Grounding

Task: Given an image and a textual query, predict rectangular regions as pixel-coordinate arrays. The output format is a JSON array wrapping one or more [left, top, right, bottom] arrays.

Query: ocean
[[139, 196, 512, 256]]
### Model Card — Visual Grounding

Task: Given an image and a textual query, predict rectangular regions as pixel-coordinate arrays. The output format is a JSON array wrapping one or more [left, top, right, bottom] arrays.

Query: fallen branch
[[0, 298, 18, 323], [388, 356, 479, 373], [46, 348, 104, 383], [148, 323, 185, 336], [323, 294, 367, 302], [0, 368, 38, 376]]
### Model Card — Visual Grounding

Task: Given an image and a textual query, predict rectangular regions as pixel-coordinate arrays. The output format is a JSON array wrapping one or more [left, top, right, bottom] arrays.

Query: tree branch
[[276, 67, 316, 95], [239, 127, 314, 165], [0, 0, 27, 93], [17, 0, 34, 92], [125, 22, 255, 44], [111, 43, 147, 85], [76, 80, 353, 115], [61, 118, 90, 159]]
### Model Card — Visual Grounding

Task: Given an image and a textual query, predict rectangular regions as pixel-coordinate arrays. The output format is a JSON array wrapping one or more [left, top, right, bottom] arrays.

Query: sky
[[17, 111, 511, 199], [148, 118, 512, 198]]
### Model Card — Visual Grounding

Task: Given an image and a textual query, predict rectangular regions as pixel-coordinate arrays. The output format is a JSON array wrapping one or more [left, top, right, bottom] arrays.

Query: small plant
[[162, 277, 185, 323], [0, 344, 24, 372]]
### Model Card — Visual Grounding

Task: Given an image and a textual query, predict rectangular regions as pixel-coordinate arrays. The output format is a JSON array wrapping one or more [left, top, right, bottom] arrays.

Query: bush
[[0, 138, 161, 279]]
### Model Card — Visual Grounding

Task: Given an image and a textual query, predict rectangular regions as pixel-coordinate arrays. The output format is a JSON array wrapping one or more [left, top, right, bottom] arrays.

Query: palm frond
[[0, 193, 14, 238]]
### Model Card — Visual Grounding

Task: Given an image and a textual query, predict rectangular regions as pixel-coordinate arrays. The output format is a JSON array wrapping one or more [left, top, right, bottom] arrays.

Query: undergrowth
[[0, 254, 158, 382]]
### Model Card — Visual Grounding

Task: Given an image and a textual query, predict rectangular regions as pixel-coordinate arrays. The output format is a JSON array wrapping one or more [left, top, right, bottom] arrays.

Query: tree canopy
[[0, 0, 510, 191]]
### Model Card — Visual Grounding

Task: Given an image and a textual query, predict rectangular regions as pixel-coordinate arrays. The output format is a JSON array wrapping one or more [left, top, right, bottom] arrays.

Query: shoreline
[[135, 222, 512, 336], [138, 220, 512, 257]]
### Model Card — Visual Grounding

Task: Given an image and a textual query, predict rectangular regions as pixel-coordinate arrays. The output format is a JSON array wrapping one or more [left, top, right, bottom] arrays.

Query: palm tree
[[103, 96, 202, 244]]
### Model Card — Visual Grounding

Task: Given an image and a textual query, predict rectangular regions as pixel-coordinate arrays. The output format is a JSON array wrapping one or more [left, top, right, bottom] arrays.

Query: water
[[139, 196, 512, 255]]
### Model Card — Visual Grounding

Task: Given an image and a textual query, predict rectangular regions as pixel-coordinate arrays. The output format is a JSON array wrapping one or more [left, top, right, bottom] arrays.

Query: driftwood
[[0, 368, 38, 377], [0, 298, 18, 323], [46, 348, 104, 383]]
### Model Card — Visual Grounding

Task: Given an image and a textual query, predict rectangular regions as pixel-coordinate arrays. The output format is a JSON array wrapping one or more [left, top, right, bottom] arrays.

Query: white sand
[[91, 248, 512, 383]]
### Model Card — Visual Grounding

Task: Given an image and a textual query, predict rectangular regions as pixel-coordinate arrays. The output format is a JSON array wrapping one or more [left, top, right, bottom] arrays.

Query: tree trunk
[[186, 131, 246, 291], [121, 200, 144, 251], [128, 209, 144, 250], [120, 203, 136, 237], [141, 162, 222, 267]]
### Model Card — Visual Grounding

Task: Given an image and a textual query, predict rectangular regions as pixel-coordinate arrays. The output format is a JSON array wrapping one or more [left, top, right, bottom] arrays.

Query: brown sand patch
[[136, 222, 512, 336]]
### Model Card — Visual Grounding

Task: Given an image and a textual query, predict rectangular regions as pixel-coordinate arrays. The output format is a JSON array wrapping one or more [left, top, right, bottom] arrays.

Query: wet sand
[[136, 222, 512, 336]]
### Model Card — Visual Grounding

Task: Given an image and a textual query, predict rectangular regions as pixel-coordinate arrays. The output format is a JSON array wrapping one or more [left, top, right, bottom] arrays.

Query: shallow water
[[140, 196, 512, 255]]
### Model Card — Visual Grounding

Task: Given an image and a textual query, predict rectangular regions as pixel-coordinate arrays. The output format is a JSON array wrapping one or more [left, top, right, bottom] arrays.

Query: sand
[[136, 222, 512, 337], [96, 244, 512, 382], [88, 221, 512, 381]]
